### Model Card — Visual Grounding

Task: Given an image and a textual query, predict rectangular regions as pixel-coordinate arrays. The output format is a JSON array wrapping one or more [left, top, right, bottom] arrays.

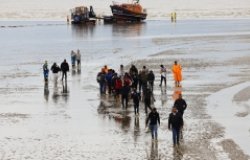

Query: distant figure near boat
[[171, 12, 177, 22]]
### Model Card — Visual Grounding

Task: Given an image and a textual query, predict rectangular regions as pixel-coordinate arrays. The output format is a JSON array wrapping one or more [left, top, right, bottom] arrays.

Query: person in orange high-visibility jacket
[[172, 61, 182, 87]]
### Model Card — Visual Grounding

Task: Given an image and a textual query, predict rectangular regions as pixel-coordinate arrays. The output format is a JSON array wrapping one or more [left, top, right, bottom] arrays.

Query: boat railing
[[112, 1, 121, 5]]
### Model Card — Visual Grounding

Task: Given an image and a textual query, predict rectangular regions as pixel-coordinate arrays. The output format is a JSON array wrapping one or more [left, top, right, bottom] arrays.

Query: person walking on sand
[[76, 49, 81, 67], [147, 70, 155, 92], [168, 106, 183, 147], [146, 107, 160, 141], [144, 87, 153, 114], [131, 88, 141, 115], [51, 62, 61, 84], [119, 64, 125, 80], [96, 69, 106, 94], [71, 50, 76, 67], [159, 64, 167, 87], [174, 94, 187, 117], [60, 59, 69, 81], [43, 60, 49, 82], [121, 83, 130, 109], [172, 61, 182, 87]]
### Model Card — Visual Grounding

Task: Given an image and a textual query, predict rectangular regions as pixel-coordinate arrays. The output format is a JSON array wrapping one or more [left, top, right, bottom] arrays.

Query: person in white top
[[159, 64, 167, 87]]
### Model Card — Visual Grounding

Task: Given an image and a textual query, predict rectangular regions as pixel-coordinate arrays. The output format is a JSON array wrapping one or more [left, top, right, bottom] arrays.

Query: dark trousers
[[144, 99, 152, 114], [149, 81, 154, 91], [139, 81, 142, 92], [172, 128, 180, 145], [62, 72, 67, 81], [160, 76, 166, 86], [132, 80, 138, 90], [107, 83, 112, 94], [134, 103, 139, 114], [99, 82, 105, 94], [122, 95, 128, 108], [150, 124, 158, 139]]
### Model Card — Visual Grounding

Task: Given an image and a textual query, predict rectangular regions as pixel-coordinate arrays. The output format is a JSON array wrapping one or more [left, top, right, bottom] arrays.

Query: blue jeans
[[43, 70, 49, 80], [150, 124, 158, 139], [99, 82, 106, 94], [172, 128, 180, 145]]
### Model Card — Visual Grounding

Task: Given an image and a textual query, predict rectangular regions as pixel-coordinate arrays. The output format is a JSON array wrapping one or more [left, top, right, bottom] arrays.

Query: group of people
[[43, 59, 70, 83], [42, 50, 82, 83], [145, 93, 186, 147], [96, 61, 185, 146], [71, 49, 81, 67], [96, 64, 156, 114]]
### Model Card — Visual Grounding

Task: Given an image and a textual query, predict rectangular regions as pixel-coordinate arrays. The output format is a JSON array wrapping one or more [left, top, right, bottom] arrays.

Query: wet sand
[[1, 20, 250, 159], [96, 34, 250, 159]]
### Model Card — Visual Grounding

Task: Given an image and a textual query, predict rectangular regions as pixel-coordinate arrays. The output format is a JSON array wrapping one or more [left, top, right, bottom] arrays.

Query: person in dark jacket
[[131, 88, 141, 115], [105, 69, 113, 94], [168, 107, 183, 146], [129, 65, 139, 90], [97, 69, 106, 94], [144, 87, 153, 114], [51, 62, 61, 83], [174, 94, 187, 117], [121, 83, 130, 108], [147, 70, 155, 92], [60, 59, 69, 81], [146, 107, 160, 140]]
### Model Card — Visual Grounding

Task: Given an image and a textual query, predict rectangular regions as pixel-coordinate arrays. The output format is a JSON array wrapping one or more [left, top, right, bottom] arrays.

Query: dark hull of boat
[[110, 5, 147, 22], [71, 15, 96, 24]]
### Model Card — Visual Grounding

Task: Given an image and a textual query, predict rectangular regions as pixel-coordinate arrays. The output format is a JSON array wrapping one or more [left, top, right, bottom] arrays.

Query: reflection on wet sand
[[52, 81, 60, 103], [172, 86, 182, 101], [71, 66, 81, 76], [173, 147, 183, 160], [112, 22, 145, 37], [160, 86, 167, 107], [147, 141, 159, 160], [50, 80, 69, 104], [134, 117, 140, 142], [62, 80, 69, 103], [44, 82, 49, 102], [71, 24, 96, 38], [97, 95, 132, 133]]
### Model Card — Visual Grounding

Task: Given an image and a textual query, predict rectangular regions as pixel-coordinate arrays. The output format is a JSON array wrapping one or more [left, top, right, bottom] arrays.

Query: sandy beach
[[0, 20, 250, 159]]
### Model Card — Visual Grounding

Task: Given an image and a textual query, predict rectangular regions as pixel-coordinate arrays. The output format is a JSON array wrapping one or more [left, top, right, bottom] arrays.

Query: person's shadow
[[62, 80, 69, 103], [173, 146, 183, 160], [134, 117, 140, 142], [44, 82, 49, 102], [149, 141, 159, 160]]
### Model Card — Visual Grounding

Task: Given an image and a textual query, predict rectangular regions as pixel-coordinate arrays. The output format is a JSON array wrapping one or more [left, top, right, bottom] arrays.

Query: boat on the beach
[[70, 6, 96, 24], [108, 0, 147, 22]]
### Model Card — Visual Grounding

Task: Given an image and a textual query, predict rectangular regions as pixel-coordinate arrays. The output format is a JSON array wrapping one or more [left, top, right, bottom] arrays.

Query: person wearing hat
[[168, 106, 183, 146], [43, 60, 49, 82], [146, 107, 160, 141]]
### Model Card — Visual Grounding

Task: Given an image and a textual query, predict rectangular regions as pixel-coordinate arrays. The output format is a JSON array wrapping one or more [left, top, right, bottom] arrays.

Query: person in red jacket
[[114, 76, 122, 101]]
